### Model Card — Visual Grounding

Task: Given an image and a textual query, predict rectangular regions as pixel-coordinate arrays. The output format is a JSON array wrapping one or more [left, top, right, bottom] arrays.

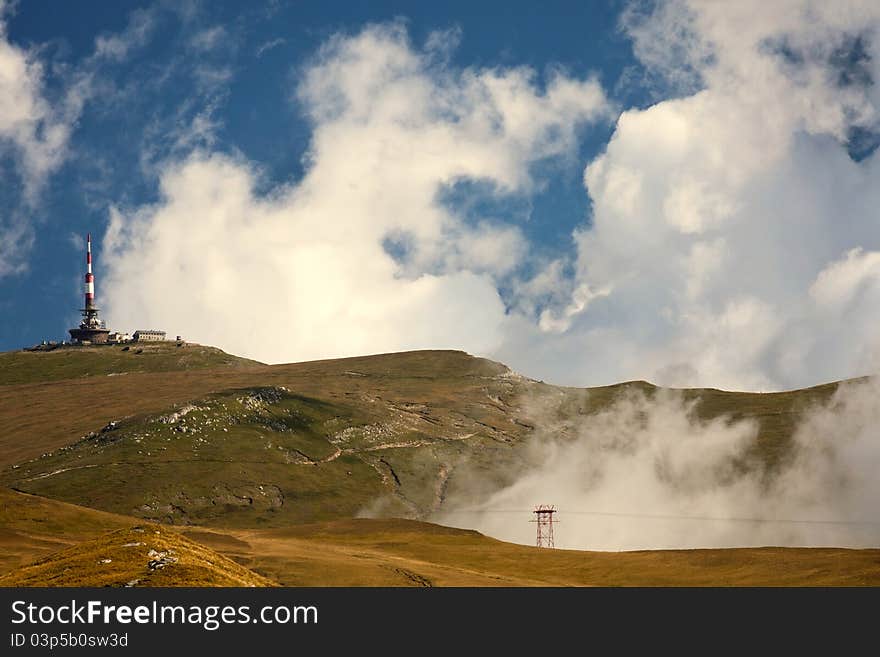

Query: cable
[[443, 508, 880, 527]]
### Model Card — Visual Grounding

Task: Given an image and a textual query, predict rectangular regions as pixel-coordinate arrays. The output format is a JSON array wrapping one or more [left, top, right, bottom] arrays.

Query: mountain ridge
[[0, 343, 843, 527], [0, 343, 874, 586]]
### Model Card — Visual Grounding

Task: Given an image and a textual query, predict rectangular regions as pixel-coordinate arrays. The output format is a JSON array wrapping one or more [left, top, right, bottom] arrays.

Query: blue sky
[[1, 0, 638, 350], [3, 1, 880, 392]]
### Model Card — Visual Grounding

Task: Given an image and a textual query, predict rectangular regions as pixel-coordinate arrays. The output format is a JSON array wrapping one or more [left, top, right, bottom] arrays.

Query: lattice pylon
[[531, 504, 557, 548]]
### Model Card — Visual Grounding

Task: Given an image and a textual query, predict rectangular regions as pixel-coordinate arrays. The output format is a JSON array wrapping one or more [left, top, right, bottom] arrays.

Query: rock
[[146, 549, 178, 571]]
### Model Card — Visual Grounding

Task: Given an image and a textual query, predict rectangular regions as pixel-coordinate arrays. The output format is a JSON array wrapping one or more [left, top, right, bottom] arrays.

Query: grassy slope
[[0, 488, 132, 574], [3, 505, 878, 586], [0, 349, 506, 468], [0, 343, 266, 468], [0, 350, 529, 524], [0, 524, 274, 587], [0, 342, 262, 386], [186, 519, 880, 587], [0, 348, 844, 528], [2, 345, 871, 587]]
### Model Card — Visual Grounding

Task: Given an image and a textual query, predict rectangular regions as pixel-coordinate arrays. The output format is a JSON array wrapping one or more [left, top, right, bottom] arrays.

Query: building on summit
[[133, 330, 166, 342], [67, 232, 170, 346]]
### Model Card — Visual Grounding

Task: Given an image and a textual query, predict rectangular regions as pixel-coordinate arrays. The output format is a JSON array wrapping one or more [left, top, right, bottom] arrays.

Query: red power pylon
[[531, 505, 557, 548]]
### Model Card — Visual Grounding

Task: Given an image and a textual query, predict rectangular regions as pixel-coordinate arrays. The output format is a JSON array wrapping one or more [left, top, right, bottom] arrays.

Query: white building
[[133, 330, 166, 342]]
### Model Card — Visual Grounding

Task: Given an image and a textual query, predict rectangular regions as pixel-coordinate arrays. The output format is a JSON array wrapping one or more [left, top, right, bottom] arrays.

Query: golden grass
[[0, 524, 274, 587], [0, 347, 871, 587], [0, 488, 132, 574], [187, 518, 880, 587], [3, 493, 878, 587]]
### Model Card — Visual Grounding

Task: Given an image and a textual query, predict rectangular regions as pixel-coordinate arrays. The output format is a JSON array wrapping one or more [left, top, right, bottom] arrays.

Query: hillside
[[0, 347, 842, 528], [4, 514, 879, 586], [0, 488, 132, 574], [0, 344, 874, 586], [0, 342, 262, 386], [0, 524, 274, 587], [0, 351, 531, 525], [185, 518, 880, 586]]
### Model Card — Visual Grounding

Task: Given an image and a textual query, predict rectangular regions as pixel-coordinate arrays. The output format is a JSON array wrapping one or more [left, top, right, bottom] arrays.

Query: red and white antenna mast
[[531, 505, 557, 548], [68, 231, 110, 343], [85, 232, 95, 310]]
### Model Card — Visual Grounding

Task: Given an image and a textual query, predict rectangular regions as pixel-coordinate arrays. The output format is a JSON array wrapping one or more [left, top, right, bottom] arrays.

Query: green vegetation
[[0, 347, 846, 529], [0, 342, 261, 386], [0, 344, 866, 587], [2, 388, 388, 526], [0, 349, 539, 525]]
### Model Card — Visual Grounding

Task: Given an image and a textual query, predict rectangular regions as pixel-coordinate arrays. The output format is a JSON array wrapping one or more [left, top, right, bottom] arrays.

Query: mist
[[435, 376, 880, 550]]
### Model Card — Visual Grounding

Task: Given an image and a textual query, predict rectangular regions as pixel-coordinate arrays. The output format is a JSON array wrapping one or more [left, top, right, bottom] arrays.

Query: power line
[[444, 508, 880, 527]]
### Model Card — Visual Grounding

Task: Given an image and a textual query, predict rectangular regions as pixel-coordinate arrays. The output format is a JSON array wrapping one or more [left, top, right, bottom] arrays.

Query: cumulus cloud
[[99, 2, 880, 395], [0, 7, 72, 194], [493, 0, 880, 391], [0, 2, 76, 276], [102, 23, 609, 363], [436, 377, 880, 550]]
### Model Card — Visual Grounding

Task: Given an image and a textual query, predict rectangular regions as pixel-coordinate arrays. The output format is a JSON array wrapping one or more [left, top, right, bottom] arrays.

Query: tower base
[[69, 327, 111, 344]]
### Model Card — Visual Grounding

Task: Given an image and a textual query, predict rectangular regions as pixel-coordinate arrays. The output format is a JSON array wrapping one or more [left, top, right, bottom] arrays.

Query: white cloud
[[0, 16, 68, 199], [102, 4, 880, 394], [491, 0, 880, 391], [102, 23, 609, 364], [189, 26, 226, 53], [93, 7, 156, 62], [538, 283, 611, 333], [809, 247, 880, 309], [0, 4, 75, 276], [437, 376, 880, 550], [67, 231, 84, 252], [255, 37, 285, 58]]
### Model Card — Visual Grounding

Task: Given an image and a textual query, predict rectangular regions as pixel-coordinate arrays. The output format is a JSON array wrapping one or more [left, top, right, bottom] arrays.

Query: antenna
[[69, 232, 110, 344]]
